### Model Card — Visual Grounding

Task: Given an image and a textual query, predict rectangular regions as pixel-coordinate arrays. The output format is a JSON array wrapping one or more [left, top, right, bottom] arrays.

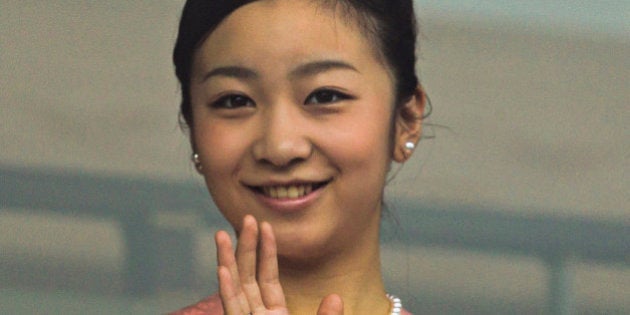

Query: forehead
[[191, 0, 386, 77]]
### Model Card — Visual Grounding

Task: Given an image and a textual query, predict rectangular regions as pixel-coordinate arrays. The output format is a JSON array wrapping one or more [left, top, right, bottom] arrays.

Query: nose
[[251, 104, 312, 168]]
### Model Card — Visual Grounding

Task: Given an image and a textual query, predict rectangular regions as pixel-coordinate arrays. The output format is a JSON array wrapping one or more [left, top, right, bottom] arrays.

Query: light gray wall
[[1, 1, 628, 314]]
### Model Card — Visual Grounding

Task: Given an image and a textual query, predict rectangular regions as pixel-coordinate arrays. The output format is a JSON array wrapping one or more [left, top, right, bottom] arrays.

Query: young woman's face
[[190, 0, 400, 259]]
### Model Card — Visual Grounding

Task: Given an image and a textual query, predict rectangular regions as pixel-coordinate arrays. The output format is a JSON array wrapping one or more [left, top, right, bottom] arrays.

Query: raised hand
[[215, 215, 344, 315]]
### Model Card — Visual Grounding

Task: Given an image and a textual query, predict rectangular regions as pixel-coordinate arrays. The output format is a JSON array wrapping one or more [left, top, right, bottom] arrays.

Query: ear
[[392, 85, 426, 163]]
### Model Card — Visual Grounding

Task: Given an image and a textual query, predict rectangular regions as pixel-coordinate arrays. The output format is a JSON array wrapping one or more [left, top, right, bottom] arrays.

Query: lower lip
[[253, 185, 325, 213]]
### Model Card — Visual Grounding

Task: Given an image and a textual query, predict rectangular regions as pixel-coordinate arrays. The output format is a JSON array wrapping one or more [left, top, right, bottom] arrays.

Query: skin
[[188, 0, 424, 314]]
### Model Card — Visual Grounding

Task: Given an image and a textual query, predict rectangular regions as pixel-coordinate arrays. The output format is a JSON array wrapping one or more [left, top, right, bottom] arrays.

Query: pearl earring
[[405, 141, 415, 151], [192, 153, 203, 172]]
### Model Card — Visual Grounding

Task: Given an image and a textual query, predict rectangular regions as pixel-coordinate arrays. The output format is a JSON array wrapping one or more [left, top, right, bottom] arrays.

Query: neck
[[278, 226, 391, 315]]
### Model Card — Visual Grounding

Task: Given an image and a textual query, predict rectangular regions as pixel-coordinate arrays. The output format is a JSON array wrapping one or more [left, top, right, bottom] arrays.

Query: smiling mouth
[[249, 181, 329, 199]]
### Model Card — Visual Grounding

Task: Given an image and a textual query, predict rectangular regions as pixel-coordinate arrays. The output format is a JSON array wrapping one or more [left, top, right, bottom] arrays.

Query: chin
[[274, 229, 339, 267], [276, 248, 332, 270]]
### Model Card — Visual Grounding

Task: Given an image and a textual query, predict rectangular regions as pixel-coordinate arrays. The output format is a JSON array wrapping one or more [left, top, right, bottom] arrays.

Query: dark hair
[[173, 0, 419, 129]]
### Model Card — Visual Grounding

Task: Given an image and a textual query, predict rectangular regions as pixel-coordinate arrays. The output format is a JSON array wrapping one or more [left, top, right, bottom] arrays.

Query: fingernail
[[244, 214, 254, 225]]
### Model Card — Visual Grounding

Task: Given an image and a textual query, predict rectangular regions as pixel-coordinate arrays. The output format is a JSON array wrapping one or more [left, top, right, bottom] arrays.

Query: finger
[[317, 294, 344, 315], [236, 215, 265, 311], [215, 230, 250, 313], [257, 221, 286, 309], [218, 266, 246, 315]]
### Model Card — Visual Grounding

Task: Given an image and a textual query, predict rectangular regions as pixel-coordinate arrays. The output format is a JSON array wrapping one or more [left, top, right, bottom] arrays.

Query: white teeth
[[277, 186, 288, 198], [288, 186, 299, 198], [263, 184, 315, 199], [264, 187, 278, 198]]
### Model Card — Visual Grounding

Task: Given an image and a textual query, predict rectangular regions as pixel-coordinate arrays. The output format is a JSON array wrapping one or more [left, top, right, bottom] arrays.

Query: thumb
[[317, 294, 344, 315]]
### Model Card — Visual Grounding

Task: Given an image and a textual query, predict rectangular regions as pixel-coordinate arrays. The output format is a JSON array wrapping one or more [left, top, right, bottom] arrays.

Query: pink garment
[[169, 294, 412, 315]]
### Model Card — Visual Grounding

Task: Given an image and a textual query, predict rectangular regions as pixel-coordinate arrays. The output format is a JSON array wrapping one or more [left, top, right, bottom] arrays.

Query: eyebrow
[[201, 66, 259, 82], [290, 60, 360, 78], [200, 60, 359, 83]]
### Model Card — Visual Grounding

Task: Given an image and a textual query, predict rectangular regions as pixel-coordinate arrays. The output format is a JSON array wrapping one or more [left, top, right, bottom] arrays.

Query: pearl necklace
[[386, 293, 402, 315]]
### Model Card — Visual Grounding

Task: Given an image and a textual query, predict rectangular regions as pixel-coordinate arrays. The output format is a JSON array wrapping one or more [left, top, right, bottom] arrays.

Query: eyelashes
[[304, 89, 354, 105], [210, 94, 255, 109], [209, 88, 354, 109]]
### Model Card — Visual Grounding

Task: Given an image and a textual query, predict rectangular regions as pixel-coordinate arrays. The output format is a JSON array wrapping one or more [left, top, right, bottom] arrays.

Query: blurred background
[[1, 1, 628, 314]]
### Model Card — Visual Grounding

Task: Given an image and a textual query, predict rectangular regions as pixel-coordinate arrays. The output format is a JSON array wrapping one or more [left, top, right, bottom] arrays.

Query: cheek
[[335, 105, 393, 166], [314, 101, 394, 201], [193, 121, 251, 225], [193, 120, 248, 177], [318, 107, 392, 227]]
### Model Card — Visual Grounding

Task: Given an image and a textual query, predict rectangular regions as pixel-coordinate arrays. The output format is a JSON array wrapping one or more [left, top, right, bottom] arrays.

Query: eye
[[211, 94, 255, 109], [304, 89, 353, 105]]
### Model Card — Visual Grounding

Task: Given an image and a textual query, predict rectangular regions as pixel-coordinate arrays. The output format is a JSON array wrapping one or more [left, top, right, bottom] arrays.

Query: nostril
[[252, 137, 313, 168], [258, 155, 307, 169]]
